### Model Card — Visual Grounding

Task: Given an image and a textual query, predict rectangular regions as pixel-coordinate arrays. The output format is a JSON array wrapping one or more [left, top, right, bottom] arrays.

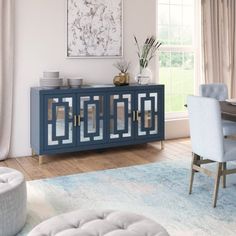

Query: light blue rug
[[18, 160, 236, 236]]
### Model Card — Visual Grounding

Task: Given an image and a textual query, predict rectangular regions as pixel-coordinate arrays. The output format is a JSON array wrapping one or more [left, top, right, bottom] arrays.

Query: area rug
[[18, 160, 236, 236]]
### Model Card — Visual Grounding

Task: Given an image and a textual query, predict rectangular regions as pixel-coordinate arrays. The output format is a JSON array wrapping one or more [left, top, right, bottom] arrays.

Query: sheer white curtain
[[0, 0, 14, 160], [201, 0, 236, 97]]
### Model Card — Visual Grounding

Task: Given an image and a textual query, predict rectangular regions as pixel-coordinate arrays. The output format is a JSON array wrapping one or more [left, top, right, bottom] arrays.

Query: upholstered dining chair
[[187, 96, 236, 207], [199, 83, 236, 136], [199, 83, 228, 101]]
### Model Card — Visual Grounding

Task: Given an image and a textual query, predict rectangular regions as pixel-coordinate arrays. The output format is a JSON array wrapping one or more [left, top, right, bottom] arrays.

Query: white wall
[[11, 0, 157, 157]]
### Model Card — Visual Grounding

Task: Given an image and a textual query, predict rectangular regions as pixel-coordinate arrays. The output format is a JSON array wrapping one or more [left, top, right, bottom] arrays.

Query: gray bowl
[[43, 71, 60, 78], [68, 78, 83, 88], [40, 78, 63, 89]]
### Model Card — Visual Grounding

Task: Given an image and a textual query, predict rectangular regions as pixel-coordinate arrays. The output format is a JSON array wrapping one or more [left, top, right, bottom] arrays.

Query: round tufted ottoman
[[28, 209, 169, 236], [0, 167, 27, 236]]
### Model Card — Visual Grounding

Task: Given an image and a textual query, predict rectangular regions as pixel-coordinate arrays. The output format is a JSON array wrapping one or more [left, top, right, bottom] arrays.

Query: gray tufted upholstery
[[199, 83, 228, 101], [199, 83, 236, 136], [28, 209, 169, 236], [0, 167, 27, 236]]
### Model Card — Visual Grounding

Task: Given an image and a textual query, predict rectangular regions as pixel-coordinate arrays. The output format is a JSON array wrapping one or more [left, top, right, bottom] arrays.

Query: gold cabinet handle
[[136, 111, 139, 120], [77, 115, 81, 126], [133, 111, 136, 122], [73, 115, 77, 127], [132, 111, 140, 122]]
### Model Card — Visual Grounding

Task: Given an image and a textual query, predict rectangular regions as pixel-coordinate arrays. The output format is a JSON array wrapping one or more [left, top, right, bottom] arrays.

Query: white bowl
[[68, 78, 83, 87], [43, 71, 60, 78], [40, 78, 63, 88]]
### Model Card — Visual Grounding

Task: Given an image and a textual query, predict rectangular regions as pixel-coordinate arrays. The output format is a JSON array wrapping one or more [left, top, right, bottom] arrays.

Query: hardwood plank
[[2, 138, 191, 180], [97, 148, 149, 168], [165, 141, 192, 153], [39, 153, 84, 176], [70, 152, 120, 172], [4, 158, 31, 180], [0, 161, 7, 167], [16, 157, 55, 180]]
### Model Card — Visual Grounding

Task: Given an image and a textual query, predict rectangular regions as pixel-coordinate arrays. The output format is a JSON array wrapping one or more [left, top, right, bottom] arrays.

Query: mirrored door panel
[[78, 94, 105, 145], [44, 95, 76, 149], [108, 93, 133, 141], [136, 92, 159, 138]]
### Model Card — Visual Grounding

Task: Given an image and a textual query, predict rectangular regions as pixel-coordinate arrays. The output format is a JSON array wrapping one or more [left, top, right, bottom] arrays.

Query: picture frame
[[66, 0, 123, 58]]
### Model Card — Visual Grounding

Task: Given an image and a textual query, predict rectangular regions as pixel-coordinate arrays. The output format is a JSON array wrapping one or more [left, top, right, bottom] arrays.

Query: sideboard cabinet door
[[77, 93, 106, 145], [135, 89, 164, 140], [108, 92, 134, 142], [43, 94, 77, 150]]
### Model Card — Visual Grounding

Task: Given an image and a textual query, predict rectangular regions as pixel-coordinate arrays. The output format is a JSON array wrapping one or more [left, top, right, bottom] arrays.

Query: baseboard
[[165, 118, 190, 140]]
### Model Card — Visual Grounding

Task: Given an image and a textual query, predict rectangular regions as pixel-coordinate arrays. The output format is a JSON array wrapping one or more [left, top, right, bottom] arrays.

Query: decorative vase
[[113, 73, 130, 86], [135, 67, 152, 85]]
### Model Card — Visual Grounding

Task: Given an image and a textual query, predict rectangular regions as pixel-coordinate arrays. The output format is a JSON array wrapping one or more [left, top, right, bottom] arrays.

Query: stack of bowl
[[40, 71, 63, 89], [68, 78, 83, 88]]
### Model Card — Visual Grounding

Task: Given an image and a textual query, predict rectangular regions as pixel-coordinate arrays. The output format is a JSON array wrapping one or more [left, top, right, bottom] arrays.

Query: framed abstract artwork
[[66, 0, 123, 58]]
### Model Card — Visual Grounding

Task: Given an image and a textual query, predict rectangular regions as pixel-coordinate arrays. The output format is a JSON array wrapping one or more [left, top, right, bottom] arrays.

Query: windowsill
[[165, 112, 189, 121]]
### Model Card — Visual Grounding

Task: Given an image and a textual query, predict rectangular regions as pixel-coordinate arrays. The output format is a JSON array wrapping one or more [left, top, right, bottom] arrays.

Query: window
[[157, 0, 200, 118]]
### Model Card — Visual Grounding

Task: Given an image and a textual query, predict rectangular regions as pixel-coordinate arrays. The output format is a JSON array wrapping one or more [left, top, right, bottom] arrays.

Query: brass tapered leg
[[39, 155, 43, 165], [222, 162, 226, 188], [31, 149, 36, 156], [189, 153, 198, 194], [213, 163, 222, 208], [160, 141, 164, 149]]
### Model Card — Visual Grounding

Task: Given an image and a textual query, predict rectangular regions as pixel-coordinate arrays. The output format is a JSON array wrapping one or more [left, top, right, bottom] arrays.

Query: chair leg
[[213, 163, 222, 208], [222, 162, 226, 188], [189, 153, 198, 194]]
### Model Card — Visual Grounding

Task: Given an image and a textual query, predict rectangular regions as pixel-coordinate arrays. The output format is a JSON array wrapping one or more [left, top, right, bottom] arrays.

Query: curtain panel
[[0, 0, 14, 160], [202, 0, 236, 97]]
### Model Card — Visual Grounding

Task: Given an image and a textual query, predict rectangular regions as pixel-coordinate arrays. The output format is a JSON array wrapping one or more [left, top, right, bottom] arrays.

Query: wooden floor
[[0, 139, 192, 181]]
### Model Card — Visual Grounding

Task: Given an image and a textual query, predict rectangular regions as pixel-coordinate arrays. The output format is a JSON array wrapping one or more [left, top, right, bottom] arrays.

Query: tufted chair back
[[199, 83, 228, 101]]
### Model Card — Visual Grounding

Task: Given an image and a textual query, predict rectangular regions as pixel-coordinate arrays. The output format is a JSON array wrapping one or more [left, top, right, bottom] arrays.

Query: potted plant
[[134, 35, 161, 84], [113, 60, 131, 86]]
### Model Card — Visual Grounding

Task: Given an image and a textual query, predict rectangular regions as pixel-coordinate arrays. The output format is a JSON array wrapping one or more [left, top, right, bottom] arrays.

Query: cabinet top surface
[[31, 83, 164, 92]]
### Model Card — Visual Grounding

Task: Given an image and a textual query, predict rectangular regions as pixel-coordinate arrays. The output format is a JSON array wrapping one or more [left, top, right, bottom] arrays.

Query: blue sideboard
[[30, 84, 165, 164]]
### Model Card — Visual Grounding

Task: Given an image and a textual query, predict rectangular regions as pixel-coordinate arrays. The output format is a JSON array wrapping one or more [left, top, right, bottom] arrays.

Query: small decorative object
[[43, 71, 60, 78], [67, 0, 123, 58], [68, 78, 83, 88], [134, 35, 161, 84], [113, 60, 130, 86], [40, 78, 63, 89], [40, 71, 63, 89]]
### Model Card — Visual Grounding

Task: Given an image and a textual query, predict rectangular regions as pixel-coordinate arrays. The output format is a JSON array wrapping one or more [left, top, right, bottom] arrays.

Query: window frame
[[156, 0, 201, 120]]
